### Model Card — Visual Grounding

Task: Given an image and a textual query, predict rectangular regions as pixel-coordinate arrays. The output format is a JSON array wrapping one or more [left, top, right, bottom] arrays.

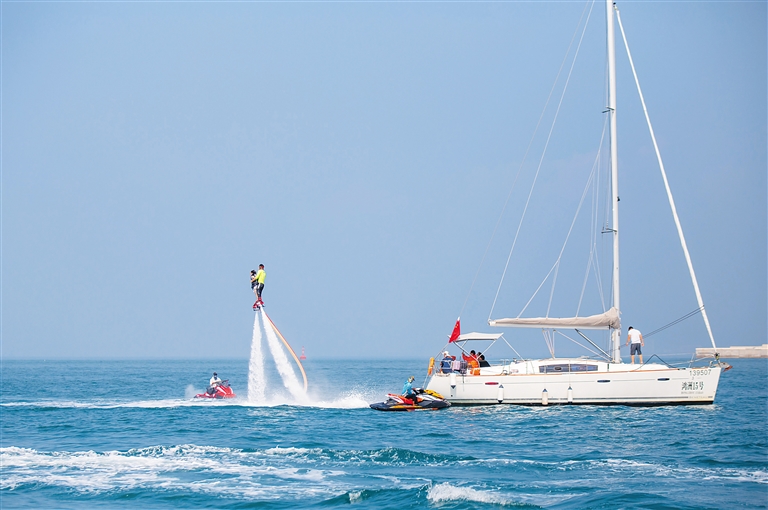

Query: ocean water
[[1, 358, 766, 509]]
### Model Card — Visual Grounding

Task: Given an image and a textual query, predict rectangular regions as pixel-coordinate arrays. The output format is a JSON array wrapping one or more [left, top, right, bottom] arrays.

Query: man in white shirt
[[625, 327, 644, 364], [208, 372, 222, 395]]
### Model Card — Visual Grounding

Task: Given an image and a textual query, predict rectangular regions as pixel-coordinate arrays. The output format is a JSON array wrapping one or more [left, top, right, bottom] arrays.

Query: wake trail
[[261, 309, 306, 402], [247, 312, 266, 403]]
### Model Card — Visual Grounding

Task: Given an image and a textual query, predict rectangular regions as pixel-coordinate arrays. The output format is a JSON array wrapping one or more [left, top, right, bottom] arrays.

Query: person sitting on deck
[[478, 353, 491, 368], [463, 350, 480, 375], [402, 376, 417, 403], [440, 351, 455, 373]]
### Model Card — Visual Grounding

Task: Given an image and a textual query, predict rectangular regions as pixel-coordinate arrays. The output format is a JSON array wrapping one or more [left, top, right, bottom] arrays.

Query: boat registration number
[[690, 369, 711, 377]]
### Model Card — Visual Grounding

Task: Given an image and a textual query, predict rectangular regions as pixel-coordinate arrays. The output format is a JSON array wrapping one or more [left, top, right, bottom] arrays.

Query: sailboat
[[425, 0, 731, 406]]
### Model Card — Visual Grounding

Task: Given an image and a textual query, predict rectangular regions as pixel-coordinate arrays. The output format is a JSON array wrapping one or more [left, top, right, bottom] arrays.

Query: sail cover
[[455, 332, 504, 342], [489, 307, 620, 330]]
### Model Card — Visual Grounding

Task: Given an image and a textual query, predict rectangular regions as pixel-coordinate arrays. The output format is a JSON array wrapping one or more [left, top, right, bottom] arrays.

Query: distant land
[[696, 345, 768, 359]]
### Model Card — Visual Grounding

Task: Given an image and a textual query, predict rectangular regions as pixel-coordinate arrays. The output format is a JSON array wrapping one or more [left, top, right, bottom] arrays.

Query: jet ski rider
[[402, 375, 417, 403], [207, 372, 222, 395]]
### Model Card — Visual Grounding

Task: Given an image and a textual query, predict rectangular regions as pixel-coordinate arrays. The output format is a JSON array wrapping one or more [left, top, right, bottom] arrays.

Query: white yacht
[[425, 0, 730, 406]]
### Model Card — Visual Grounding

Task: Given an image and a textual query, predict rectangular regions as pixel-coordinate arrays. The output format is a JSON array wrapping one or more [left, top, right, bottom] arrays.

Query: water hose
[[262, 310, 308, 392]]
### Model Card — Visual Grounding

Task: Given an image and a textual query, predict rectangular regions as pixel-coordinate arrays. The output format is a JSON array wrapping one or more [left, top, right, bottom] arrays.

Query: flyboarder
[[251, 264, 266, 310]]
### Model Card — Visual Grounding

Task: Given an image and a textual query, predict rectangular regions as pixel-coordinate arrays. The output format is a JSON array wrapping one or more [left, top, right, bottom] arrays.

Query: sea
[[1, 357, 766, 509]]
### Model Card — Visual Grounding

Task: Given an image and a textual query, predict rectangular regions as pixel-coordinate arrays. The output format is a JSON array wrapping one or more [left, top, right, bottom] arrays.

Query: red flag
[[448, 318, 461, 343]]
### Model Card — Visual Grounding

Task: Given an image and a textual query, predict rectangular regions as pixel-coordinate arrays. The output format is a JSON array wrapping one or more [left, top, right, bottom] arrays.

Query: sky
[[3, 0, 766, 361]]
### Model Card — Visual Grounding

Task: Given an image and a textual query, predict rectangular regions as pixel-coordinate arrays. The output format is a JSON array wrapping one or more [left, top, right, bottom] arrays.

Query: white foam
[[427, 482, 514, 505], [184, 385, 200, 399], [0, 399, 217, 409], [600, 458, 768, 485], [0, 445, 339, 497], [299, 391, 371, 409], [248, 312, 266, 403]]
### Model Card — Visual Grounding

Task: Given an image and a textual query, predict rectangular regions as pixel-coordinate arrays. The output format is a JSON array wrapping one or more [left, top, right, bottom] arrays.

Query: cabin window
[[539, 364, 598, 373], [540, 364, 569, 373], [570, 364, 598, 372]]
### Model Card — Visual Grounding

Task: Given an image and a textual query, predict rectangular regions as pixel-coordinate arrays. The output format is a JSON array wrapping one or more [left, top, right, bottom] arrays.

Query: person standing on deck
[[626, 327, 644, 364], [251, 264, 266, 310]]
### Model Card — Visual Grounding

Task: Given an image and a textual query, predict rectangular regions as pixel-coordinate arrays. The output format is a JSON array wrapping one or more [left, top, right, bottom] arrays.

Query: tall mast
[[607, 0, 621, 363]]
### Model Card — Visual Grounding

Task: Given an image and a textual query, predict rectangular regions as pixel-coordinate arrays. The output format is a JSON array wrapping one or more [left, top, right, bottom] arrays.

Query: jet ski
[[194, 380, 236, 399], [369, 388, 450, 411]]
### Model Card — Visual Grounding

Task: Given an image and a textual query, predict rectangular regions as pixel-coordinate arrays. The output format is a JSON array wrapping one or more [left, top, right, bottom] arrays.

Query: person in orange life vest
[[463, 350, 480, 374]]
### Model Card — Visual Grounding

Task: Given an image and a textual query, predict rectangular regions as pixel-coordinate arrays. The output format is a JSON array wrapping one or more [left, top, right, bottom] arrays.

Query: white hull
[[426, 358, 722, 406]]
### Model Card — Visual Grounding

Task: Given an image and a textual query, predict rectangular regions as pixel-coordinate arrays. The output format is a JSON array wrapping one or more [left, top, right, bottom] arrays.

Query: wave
[[264, 445, 474, 466], [0, 445, 342, 498], [4, 441, 765, 485], [427, 482, 534, 507], [3, 443, 765, 508], [0, 391, 372, 410]]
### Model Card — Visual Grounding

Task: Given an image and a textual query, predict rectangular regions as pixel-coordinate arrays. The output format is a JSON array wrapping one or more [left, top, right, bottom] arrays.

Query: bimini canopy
[[455, 332, 504, 342], [488, 307, 620, 330]]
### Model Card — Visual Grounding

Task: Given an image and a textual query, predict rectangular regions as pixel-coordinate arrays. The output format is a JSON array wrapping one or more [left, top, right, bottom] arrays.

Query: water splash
[[262, 309, 306, 401], [247, 312, 266, 403]]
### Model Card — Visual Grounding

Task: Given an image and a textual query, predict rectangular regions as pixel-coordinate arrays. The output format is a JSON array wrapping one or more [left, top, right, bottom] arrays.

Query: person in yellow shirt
[[250, 264, 266, 310]]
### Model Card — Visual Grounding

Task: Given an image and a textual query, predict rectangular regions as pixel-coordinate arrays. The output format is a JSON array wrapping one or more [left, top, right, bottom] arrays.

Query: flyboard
[[260, 309, 308, 392]]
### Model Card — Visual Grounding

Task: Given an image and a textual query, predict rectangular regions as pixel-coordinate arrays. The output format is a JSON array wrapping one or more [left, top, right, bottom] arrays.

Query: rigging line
[[555, 330, 606, 360], [545, 140, 601, 316], [615, 6, 717, 350], [501, 337, 525, 361], [517, 259, 559, 318], [643, 306, 704, 339], [595, 162, 609, 309], [487, 0, 596, 322], [592, 247, 606, 311], [578, 149, 600, 316], [546, 261, 561, 317], [586, 120, 609, 312], [576, 122, 606, 317], [544, 329, 556, 358], [574, 329, 612, 360], [576, 250, 594, 316]]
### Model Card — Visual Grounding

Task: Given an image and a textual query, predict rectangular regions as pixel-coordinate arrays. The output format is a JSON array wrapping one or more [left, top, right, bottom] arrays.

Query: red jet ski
[[195, 380, 236, 399]]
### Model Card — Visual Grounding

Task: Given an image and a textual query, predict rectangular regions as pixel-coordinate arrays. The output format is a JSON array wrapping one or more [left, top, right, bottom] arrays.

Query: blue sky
[[3, 1, 766, 360]]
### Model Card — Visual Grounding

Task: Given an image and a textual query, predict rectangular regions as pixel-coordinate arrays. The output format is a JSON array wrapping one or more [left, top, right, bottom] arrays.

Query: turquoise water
[[1, 358, 766, 508]]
